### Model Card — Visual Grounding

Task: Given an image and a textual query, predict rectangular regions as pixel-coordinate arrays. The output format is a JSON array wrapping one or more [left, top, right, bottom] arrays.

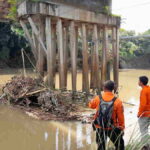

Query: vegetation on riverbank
[[120, 29, 150, 58], [119, 29, 150, 68], [0, 22, 33, 68], [7, 0, 40, 20]]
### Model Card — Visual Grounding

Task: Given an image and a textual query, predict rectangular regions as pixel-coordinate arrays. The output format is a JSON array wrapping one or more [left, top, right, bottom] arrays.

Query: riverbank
[[120, 54, 150, 69]]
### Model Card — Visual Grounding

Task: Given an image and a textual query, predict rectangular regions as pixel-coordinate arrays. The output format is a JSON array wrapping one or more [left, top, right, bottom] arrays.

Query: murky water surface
[[0, 69, 150, 150]]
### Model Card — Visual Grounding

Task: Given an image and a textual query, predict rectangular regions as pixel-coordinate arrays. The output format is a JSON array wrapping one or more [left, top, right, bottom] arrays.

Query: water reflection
[[76, 123, 83, 149], [86, 125, 92, 145], [67, 126, 71, 150], [0, 101, 143, 149], [52, 122, 94, 150], [0, 106, 95, 150], [56, 128, 59, 150], [62, 132, 65, 150], [44, 132, 48, 141]]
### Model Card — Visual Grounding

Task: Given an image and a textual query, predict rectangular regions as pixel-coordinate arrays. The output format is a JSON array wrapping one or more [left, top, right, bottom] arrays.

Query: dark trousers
[[96, 128, 125, 150]]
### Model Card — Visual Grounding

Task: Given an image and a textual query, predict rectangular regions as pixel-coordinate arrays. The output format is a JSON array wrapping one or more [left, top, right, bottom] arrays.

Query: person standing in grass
[[138, 76, 150, 145], [89, 80, 125, 150]]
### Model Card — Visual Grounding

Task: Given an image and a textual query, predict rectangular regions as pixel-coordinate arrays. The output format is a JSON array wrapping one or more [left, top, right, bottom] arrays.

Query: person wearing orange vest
[[89, 80, 125, 150], [138, 76, 150, 145]]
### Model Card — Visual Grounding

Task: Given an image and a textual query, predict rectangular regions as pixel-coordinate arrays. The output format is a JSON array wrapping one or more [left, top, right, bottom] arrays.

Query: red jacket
[[89, 92, 125, 130], [138, 85, 150, 117]]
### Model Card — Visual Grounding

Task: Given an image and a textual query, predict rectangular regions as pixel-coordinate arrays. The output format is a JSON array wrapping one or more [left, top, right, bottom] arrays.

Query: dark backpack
[[94, 96, 117, 129]]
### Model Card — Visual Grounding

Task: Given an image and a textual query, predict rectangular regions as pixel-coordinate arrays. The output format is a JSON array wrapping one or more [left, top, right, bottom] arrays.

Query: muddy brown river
[[0, 69, 150, 150]]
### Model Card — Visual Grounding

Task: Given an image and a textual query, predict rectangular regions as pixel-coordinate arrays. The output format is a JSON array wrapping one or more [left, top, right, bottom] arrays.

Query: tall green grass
[[96, 117, 150, 150]]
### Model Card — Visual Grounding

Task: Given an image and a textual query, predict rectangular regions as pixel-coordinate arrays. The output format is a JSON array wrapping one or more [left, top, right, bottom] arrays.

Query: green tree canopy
[[120, 28, 150, 59]]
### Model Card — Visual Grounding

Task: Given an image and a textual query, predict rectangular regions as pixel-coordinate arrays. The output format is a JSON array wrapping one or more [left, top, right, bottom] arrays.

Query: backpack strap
[[111, 96, 117, 103], [97, 95, 117, 115]]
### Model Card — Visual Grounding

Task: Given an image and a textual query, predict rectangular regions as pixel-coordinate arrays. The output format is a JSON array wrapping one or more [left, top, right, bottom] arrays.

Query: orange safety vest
[[138, 85, 150, 117], [89, 92, 125, 130]]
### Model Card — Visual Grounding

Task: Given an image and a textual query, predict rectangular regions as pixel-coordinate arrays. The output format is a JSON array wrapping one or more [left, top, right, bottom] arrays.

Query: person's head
[[103, 80, 115, 92], [139, 76, 149, 87]]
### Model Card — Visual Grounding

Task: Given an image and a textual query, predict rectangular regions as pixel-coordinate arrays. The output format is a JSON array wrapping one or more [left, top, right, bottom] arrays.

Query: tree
[[120, 29, 138, 58]]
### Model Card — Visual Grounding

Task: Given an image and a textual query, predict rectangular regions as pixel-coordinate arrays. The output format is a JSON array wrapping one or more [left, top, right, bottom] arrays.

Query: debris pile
[[0, 76, 93, 122], [2, 76, 43, 100], [37, 91, 77, 116]]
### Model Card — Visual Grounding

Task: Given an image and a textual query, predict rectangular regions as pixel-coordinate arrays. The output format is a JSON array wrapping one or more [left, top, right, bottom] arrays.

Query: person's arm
[[117, 100, 125, 130], [88, 96, 100, 109], [138, 90, 147, 117]]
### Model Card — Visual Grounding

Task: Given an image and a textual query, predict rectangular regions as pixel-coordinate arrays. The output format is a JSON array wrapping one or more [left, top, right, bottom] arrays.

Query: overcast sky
[[112, 0, 150, 33]]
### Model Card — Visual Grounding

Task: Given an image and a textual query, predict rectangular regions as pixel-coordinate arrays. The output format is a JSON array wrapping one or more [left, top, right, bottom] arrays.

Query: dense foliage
[[120, 29, 150, 59], [7, 0, 39, 20], [7, 0, 20, 20], [0, 22, 31, 68]]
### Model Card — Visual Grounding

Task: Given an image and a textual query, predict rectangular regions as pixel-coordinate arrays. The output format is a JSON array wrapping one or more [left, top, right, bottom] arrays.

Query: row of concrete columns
[[20, 16, 119, 93]]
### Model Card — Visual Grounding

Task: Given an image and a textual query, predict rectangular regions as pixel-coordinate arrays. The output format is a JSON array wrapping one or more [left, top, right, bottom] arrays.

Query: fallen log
[[26, 88, 47, 96]]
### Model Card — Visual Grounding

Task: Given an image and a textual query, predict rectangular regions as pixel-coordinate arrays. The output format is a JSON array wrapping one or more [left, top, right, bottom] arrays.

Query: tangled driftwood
[[0, 76, 94, 121], [2, 76, 43, 99]]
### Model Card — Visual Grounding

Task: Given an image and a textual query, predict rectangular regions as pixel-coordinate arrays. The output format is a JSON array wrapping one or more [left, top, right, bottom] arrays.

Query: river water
[[0, 69, 150, 150]]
